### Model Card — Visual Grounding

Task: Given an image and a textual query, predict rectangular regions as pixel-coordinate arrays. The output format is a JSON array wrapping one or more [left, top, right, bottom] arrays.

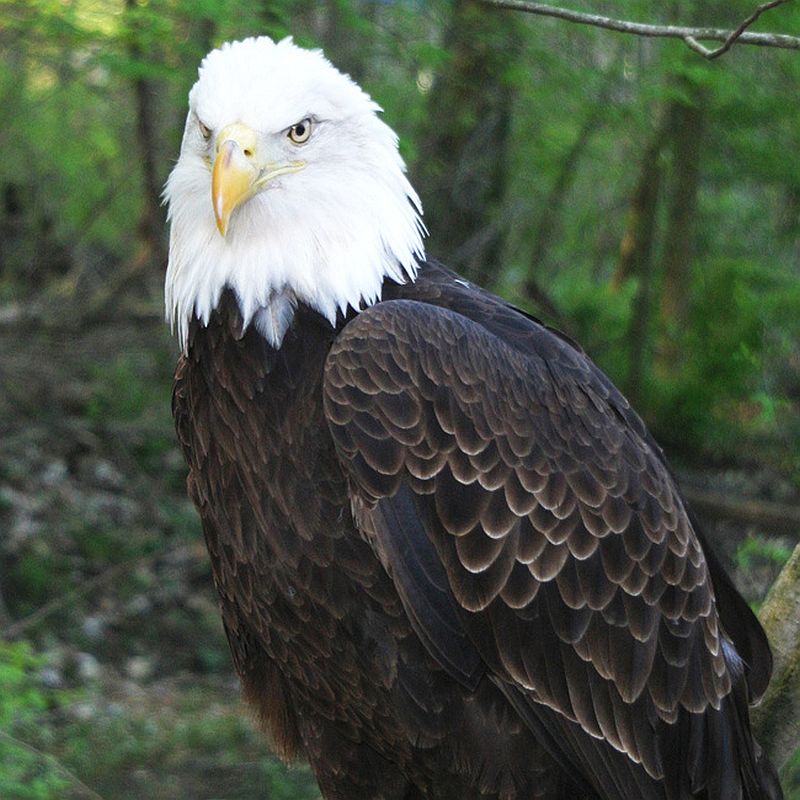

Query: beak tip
[[213, 191, 227, 237], [214, 211, 229, 238]]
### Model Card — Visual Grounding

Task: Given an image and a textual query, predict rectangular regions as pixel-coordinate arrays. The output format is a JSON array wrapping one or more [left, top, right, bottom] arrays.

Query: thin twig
[[0, 730, 107, 800], [0, 545, 197, 641], [684, 0, 792, 58], [481, 0, 800, 57]]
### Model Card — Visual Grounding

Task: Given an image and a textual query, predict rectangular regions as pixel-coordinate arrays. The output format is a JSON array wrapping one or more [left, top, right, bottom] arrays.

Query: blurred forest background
[[1, 0, 799, 797]]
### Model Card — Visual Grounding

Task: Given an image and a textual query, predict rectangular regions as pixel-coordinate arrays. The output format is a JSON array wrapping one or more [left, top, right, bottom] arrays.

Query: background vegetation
[[1, 0, 798, 797]]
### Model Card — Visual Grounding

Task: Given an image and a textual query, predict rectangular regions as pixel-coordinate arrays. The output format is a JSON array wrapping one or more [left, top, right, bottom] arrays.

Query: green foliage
[[8, 548, 72, 616], [637, 257, 800, 454], [501, 16, 800, 464], [0, 642, 70, 799], [538, 258, 790, 457], [57, 689, 320, 800], [83, 349, 181, 477], [736, 536, 793, 573], [785, 747, 800, 800], [85, 355, 155, 422], [551, 270, 638, 380]]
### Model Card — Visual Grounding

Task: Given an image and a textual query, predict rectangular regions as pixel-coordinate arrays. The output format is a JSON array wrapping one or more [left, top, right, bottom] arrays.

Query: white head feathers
[[164, 36, 425, 350]]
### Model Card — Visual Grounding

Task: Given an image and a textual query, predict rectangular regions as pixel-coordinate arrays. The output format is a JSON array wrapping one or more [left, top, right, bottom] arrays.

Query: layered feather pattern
[[173, 262, 778, 798], [321, 263, 777, 799]]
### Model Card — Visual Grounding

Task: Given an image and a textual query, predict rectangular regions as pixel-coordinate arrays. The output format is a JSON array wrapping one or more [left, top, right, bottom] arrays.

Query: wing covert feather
[[323, 297, 758, 797]]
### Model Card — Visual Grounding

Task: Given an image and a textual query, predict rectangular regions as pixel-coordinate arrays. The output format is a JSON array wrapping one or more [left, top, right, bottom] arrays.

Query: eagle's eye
[[288, 118, 312, 144], [198, 119, 212, 141]]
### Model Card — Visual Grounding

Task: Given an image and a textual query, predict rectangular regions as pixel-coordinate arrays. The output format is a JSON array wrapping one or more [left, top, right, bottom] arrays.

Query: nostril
[[243, 148, 253, 157]]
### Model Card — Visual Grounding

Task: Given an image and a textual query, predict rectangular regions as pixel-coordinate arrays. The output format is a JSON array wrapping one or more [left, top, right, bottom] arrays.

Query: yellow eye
[[198, 119, 212, 140], [288, 118, 312, 144]]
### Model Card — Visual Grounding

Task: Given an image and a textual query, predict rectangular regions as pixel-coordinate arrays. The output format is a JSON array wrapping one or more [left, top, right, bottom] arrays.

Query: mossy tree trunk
[[754, 540, 800, 773]]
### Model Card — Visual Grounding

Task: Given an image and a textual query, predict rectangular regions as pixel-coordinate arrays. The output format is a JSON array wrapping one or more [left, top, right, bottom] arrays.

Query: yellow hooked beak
[[211, 123, 306, 237], [212, 123, 260, 237]]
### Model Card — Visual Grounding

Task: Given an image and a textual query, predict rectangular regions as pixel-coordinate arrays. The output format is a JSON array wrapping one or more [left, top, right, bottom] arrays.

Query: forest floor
[[0, 308, 797, 799]]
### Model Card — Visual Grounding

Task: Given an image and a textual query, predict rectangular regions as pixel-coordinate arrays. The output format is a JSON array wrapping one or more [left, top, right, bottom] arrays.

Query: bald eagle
[[165, 36, 781, 800]]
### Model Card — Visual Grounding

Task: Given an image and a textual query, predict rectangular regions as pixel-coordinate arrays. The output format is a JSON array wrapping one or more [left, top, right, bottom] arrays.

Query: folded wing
[[324, 296, 772, 800]]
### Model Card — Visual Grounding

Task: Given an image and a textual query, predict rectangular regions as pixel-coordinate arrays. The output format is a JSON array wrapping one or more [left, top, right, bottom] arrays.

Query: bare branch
[[481, 0, 800, 58], [682, 485, 800, 535], [0, 730, 108, 800], [686, 0, 793, 58], [0, 545, 197, 641]]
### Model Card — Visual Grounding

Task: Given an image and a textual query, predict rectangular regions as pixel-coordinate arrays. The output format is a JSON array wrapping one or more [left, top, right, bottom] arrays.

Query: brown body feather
[[173, 262, 780, 800]]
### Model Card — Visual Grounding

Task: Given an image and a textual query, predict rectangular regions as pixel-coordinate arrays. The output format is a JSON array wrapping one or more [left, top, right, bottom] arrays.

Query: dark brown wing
[[323, 296, 770, 800], [387, 263, 772, 707]]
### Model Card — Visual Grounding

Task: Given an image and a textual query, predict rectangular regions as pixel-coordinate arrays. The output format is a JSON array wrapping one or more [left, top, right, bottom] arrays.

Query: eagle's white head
[[164, 36, 425, 350]]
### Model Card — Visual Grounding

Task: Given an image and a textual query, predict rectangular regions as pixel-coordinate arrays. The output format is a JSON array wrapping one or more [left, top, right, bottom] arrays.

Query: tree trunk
[[527, 77, 614, 273], [521, 71, 616, 327], [132, 78, 162, 252], [754, 540, 800, 772], [657, 85, 705, 370], [125, 0, 164, 265], [615, 116, 670, 404], [414, 0, 522, 287]]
